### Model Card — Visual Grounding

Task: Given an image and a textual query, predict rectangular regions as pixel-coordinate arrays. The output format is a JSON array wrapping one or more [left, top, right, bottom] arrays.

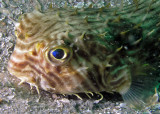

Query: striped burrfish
[[7, 0, 160, 109]]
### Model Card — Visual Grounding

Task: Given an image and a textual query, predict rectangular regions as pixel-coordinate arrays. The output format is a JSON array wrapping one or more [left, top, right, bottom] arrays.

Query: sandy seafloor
[[0, 0, 160, 113]]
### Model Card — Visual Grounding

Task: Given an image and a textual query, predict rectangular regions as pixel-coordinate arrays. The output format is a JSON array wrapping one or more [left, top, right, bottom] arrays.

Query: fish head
[[7, 9, 131, 94], [28, 32, 111, 94]]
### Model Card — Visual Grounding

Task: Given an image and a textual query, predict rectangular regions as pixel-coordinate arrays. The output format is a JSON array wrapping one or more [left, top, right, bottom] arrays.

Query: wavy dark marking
[[27, 24, 42, 38], [43, 26, 65, 39], [42, 75, 56, 90], [8, 59, 28, 69], [92, 65, 106, 89], [28, 64, 58, 87], [7, 0, 160, 109], [109, 75, 127, 87], [47, 72, 64, 86], [25, 54, 62, 88], [67, 62, 97, 92], [16, 41, 37, 50], [25, 54, 40, 64], [43, 21, 58, 33]]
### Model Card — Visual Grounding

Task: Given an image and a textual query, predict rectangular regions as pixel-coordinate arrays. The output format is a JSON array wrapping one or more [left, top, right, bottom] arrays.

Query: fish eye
[[51, 48, 66, 60], [46, 46, 72, 65]]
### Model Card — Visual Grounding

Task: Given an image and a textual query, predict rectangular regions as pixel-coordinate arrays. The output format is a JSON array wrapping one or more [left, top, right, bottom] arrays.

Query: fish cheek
[[60, 75, 79, 93]]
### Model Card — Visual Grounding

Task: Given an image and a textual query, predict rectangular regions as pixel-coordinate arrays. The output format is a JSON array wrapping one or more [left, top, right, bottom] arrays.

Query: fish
[[7, 0, 160, 109]]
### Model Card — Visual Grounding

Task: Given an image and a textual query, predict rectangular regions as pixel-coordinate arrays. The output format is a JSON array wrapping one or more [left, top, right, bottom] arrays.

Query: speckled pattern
[[0, 0, 160, 113]]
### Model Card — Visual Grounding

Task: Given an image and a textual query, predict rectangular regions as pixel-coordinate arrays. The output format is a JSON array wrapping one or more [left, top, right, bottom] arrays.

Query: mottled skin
[[8, 0, 160, 109]]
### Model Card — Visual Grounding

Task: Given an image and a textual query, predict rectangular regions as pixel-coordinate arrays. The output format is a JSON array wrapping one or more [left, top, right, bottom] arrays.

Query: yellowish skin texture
[[7, 0, 160, 109]]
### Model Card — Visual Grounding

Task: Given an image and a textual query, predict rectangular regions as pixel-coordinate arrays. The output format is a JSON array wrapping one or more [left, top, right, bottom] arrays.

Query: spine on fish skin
[[7, 0, 160, 109]]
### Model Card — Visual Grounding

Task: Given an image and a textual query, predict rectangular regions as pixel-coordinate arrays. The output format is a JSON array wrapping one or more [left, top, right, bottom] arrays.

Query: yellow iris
[[45, 45, 72, 65]]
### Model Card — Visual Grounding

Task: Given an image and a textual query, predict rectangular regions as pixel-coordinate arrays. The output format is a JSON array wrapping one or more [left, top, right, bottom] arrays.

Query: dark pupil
[[52, 49, 64, 59]]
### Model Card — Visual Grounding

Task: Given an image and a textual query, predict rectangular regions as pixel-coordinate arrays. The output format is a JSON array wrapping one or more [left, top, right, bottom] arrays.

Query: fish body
[[8, 0, 160, 109]]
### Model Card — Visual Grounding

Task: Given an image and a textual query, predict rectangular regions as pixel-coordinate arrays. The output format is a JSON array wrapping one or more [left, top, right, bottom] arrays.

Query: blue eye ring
[[51, 49, 65, 59]]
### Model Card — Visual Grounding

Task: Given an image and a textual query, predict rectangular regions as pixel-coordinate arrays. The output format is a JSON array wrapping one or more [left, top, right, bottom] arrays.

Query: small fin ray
[[121, 78, 159, 109]]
